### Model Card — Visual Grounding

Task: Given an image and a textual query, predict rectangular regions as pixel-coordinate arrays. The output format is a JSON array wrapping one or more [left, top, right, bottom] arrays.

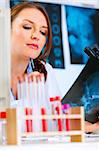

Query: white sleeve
[[10, 90, 19, 107], [44, 63, 62, 99]]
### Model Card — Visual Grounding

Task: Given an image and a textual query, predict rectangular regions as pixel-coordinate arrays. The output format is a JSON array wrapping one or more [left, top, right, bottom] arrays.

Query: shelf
[[23, 114, 83, 119], [22, 130, 83, 137]]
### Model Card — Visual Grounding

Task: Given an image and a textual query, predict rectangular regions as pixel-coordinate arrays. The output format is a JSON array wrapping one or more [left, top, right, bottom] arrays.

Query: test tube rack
[[2, 106, 85, 144]]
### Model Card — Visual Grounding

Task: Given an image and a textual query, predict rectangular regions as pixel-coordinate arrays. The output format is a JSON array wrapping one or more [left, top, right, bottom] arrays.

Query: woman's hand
[[85, 121, 99, 133], [27, 71, 44, 83]]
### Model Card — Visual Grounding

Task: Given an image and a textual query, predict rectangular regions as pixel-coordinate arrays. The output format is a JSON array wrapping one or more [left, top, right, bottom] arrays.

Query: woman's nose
[[31, 30, 39, 41]]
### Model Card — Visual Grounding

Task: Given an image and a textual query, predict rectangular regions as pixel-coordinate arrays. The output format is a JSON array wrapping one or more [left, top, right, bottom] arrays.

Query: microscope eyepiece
[[84, 45, 99, 60]]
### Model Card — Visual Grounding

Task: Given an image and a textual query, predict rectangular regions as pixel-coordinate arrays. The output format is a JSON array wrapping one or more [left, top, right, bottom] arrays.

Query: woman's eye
[[23, 25, 32, 30], [40, 31, 47, 36]]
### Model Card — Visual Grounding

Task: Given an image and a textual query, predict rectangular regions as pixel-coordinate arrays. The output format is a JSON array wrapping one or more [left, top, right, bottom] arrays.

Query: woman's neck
[[11, 55, 29, 78]]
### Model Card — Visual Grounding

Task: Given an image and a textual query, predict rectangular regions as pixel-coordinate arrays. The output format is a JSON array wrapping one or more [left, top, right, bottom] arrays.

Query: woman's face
[[11, 8, 48, 59]]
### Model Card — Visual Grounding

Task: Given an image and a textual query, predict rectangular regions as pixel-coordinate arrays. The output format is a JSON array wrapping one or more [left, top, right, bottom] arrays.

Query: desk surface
[[0, 143, 99, 150], [85, 133, 99, 142], [0, 134, 99, 150]]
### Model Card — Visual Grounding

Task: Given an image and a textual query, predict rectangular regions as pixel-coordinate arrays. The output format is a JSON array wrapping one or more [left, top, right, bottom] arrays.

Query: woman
[[11, 2, 61, 102]]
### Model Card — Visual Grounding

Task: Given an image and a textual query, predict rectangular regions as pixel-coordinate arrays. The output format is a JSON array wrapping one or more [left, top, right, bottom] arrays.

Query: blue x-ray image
[[65, 5, 99, 64]]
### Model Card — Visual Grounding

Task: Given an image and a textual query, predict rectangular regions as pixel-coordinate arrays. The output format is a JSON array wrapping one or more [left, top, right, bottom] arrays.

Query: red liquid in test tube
[[56, 106, 63, 131], [50, 96, 63, 131], [55, 96, 63, 131], [25, 108, 33, 132], [41, 108, 48, 132], [0, 112, 6, 119]]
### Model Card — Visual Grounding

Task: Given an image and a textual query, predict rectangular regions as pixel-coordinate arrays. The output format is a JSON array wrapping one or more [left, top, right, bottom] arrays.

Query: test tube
[[50, 96, 63, 131], [0, 111, 6, 144], [41, 108, 48, 132], [40, 74, 48, 132], [62, 104, 70, 131], [55, 96, 63, 131], [31, 74, 41, 132]]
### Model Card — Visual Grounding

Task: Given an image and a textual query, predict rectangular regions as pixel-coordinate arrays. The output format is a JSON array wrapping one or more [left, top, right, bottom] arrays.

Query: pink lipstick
[[27, 43, 39, 50]]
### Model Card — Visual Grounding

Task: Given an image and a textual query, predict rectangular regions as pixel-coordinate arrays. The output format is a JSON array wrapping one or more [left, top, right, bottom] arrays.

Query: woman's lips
[[27, 44, 39, 50]]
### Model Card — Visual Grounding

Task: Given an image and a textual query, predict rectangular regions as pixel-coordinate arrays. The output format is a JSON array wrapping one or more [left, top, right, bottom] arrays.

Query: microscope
[[62, 44, 99, 123]]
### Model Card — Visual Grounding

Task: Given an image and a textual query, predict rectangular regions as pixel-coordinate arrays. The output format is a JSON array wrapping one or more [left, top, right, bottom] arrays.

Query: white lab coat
[[10, 62, 61, 106]]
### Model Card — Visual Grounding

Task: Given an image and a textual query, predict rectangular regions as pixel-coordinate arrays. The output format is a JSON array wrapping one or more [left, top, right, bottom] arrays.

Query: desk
[[85, 134, 99, 142], [0, 143, 99, 150]]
